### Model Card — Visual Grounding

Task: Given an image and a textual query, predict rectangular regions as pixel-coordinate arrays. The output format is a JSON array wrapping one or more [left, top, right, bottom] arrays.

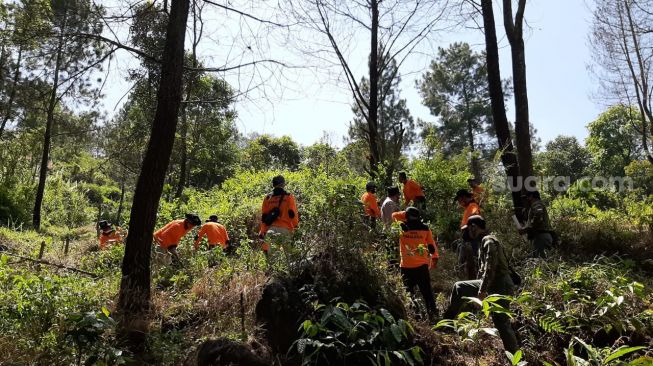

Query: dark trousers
[[531, 232, 553, 258], [401, 265, 437, 315], [443, 278, 519, 353]]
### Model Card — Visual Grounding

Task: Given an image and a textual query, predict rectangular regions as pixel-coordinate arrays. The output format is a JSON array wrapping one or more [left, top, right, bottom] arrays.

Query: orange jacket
[[99, 229, 124, 250], [194, 222, 229, 250], [154, 219, 193, 249], [399, 222, 438, 268], [403, 179, 425, 205], [361, 192, 381, 218], [259, 190, 299, 235], [460, 201, 481, 229]]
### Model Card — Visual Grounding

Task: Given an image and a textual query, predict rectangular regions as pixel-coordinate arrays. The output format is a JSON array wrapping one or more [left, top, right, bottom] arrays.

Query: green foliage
[[0, 257, 118, 363], [292, 300, 423, 366], [625, 160, 653, 196], [586, 105, 643, 177], [41, 172, 95, 229], [434, 294, 514, 343], [565, 337, 647, 366], [566, 179, 621, 210], [513, 258, 651, 363], [242, 134, 302, 172], [408, 153, 470, 239], [64, 308, 131, 365], [539, 135, 590, 185], [0, 186, 29, 226], [417, 42, 498, 158]]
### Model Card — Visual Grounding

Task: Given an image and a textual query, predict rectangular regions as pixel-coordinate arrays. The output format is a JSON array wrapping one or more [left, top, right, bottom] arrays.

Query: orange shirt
[[399, 223, 438, 268], [194, 222, 229, 249], [403, 179, 425, 205], [472, 185, 485, 204], [99, 230, 123, 250], [154, 219, 193, 249], [460, 201, 481, 229], [259, 192, 299, 234], [361, 192, 381, 218]]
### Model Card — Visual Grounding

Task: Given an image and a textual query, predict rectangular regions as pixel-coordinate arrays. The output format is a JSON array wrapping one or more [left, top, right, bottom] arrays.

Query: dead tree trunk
[[116, 0, 190, 351], [481, 0, 524, 219]]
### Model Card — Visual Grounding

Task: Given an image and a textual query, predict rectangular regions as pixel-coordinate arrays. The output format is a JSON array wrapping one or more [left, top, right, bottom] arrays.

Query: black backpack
[[262, 193, 285, 226]]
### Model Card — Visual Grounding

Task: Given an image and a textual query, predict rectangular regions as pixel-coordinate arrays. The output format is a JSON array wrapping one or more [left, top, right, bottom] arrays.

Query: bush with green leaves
[[407, 153, 470, 241], [559, 337, 650, 366], [42, 171, 96, 229], [292, 299, 424, 366], [64, 308, 131, 365], [513, 258, 652, 364], [0, 255, 118, 363]]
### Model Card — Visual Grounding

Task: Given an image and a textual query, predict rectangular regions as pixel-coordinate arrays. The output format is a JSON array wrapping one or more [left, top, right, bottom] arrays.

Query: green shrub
[[292, 299, 423, 366]]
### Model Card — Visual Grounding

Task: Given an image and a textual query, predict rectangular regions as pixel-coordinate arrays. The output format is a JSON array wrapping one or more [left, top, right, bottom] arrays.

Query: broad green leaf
[[603, 346, 645, 364]]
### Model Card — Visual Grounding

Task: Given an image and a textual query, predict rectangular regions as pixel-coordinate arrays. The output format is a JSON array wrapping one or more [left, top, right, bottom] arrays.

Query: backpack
[[262, 193, 285, 226]]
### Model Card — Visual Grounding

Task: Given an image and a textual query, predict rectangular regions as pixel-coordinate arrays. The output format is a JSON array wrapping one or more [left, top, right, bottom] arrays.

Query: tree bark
[[116, 174, 125, 225], [174, 109, 188, 198], [503, 0, 533, 181], [480, 0, 523, 218], [33, 21, 66, 231], [116, 0, 190, 351], [367, 0, 381, 175]]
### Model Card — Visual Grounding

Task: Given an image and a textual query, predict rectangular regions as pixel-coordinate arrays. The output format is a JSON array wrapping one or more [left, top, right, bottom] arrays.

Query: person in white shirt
[[381, 186, 401, 226]]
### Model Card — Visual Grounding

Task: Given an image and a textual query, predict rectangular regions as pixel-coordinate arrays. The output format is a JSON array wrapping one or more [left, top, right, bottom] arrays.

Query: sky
[[101, 0, 603, 149]]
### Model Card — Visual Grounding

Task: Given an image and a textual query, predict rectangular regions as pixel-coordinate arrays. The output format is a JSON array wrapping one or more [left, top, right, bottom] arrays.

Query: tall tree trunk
[[503, 0, 533, 181], [466, 117, 482, 179], [116, 0, 189, 351], [174, 1, 200, 197], [367, 0, 381, 175], [33, 26, 65, 231], [174, 109, 188, 198], [116, 174, 126, 225], [480, 0, 523, 219], [0, 46, 23, 140]]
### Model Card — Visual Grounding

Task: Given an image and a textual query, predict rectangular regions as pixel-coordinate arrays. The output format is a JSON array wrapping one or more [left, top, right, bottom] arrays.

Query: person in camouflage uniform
[[519, 190, 553, 258], [442, 215, 519, 353]]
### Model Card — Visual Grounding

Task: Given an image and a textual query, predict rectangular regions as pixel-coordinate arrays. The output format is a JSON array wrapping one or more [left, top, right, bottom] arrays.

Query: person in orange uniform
[[454, 189, 482, 279], [468, 178, 486, 206], [397, 207, 439, 318], [194, 215, 230, 252], [98, 220, 126, 250], [398, 172, 426, 210], [361, 182, 381, 229], [259, 175, 299, 254], [154, 213, 201, 263]]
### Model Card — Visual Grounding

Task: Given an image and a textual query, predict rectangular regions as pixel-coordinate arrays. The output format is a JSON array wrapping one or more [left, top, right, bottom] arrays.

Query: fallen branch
[[0, 250, 99, 278]]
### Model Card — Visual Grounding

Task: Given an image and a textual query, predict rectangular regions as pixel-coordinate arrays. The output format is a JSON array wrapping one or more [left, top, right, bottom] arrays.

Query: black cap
[[272, 175, 285, 187], [98, 220, 111, 230], [387, 186, 400, 196], [406, 206, 421, 221], [207, 215, 218, 222], [454, 189, 472, 202], [185, 213, 201, 226]]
